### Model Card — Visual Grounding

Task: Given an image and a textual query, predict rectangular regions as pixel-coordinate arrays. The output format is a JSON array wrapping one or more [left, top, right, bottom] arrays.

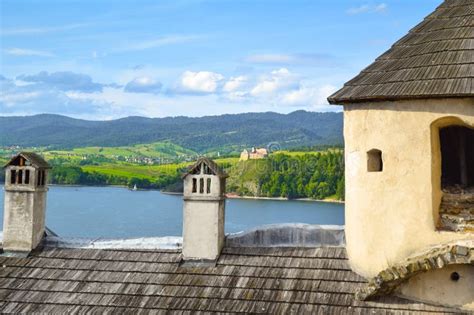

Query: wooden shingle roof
[[0, 246, 460, 313], [182, 157, 228, 179], [328, 0, 474, 105], [4, 152, 51, 169]]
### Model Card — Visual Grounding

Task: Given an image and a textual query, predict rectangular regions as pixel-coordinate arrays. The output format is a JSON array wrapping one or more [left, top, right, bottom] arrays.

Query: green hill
[[0, 111, 343, 153], [46, 142, 197, 162]]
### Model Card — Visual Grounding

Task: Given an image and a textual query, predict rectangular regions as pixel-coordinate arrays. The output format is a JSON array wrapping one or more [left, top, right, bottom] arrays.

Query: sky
[[1, 0, 442, 120]]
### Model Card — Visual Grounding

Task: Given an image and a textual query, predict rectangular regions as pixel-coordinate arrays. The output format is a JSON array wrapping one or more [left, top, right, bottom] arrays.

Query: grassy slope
[[46, 141, 197, 160], [81, 157, 240, 181], [279, 148, 343, 156], [226, 159, 269, 195]]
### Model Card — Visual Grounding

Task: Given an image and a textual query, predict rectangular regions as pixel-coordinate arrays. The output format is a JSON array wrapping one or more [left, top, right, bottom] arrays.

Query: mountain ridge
[[0, 110, 343, 153]]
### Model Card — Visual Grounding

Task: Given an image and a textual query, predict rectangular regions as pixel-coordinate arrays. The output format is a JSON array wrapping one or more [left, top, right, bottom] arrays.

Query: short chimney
[[182, 157, 228, 261], [2, 152, 51, 254]]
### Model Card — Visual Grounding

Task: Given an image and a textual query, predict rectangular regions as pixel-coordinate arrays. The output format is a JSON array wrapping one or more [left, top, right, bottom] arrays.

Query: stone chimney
[[2, 152, 51, 254], [182, 157, 228, 262]]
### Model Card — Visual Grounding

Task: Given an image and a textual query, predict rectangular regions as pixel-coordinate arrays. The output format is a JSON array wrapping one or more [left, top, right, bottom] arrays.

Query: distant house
[[239, 147, 269, 161]]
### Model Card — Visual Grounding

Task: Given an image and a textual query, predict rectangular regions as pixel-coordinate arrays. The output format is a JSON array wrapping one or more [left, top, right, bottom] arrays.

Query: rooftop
[[4, 152, 51, 169], [0, 232, 463, 314], [328, 0, 474, 105]]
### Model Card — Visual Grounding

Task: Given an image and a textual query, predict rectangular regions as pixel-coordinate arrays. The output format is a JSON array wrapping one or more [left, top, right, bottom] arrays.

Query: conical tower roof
[[328, 0, 473, 105]]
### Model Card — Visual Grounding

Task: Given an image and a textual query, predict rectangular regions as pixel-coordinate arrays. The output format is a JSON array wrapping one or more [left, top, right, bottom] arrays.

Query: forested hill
[[0, 111, 342, 152]]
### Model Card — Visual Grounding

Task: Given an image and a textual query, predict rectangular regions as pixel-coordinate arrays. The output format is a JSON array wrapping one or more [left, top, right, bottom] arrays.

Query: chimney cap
[[182, 157, 228, 179], [4, 152, 51, 169]]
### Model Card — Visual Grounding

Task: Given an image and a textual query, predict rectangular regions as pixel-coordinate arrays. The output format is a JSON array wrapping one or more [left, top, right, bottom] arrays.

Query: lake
[[0, 185, 344, 238]]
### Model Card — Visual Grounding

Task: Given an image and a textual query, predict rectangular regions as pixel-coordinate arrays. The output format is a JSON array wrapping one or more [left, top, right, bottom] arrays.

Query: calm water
[[0, 185, 344, 238]]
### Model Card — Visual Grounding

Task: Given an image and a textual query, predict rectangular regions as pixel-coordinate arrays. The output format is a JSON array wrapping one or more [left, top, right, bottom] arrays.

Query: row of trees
[[49, 166, 179, 190]]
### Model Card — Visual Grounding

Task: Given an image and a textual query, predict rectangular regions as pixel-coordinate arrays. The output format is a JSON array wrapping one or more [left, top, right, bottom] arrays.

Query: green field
[[276, 149, 343, 156], [81, 157, 240, 181], [45, 141, 197, 161]]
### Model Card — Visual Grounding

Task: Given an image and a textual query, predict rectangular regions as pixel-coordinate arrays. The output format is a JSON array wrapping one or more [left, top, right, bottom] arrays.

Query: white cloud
[[118, 35, 200, 52], [1, 23, 90, 36], [17, 71, 104, 92], [251, 68, 299, 96], [0, 67, 341, 119], [124, 76, 162, 94], [346, 3, 387, 15], [4, 48, 54, 57], [223, 76, 247, 92], [0, 76, 109, 118], [245, 54, 294, 64], [245, 53, 338, 67], [180, 70, 224, 93], [281, 84, 337, 107]]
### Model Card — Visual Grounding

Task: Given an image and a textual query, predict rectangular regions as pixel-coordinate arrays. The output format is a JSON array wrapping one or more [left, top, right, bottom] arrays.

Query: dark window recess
[[440, 126, 474, 188], [190, 165, 201, 175], [199, 178, 204, 194], [41, 171, 46, 186], [18, 170, 23, 184], [203, 164, 213, 175], [192, 178, 197, 193], [367, 149, 383, 172], [25, 170, 30, 185], [37, 171, 42, 186], [207, 178, 211, 194], [10, 170, 16, 184]]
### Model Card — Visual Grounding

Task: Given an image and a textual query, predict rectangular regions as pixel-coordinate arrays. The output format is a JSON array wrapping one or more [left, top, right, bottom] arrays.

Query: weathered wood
[[0, 246, 460, 313], [328, 0, 474, 104]]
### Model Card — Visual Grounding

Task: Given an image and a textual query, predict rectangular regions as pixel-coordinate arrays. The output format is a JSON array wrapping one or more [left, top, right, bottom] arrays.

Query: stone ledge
[[356, 240, 474, 301]]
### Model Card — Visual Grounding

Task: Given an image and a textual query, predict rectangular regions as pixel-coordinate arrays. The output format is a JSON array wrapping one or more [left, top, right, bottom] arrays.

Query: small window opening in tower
[[41, 171, 46, 186], [10, 170, 16, 184], [203, 164, 212, 175], [199, 178, 204, 194], [440, 126, 474, 189], [192, 178, 197, 193], [25, 170, 30, 185], [37, 171, 42, 186], [439, 125, 474, 232], [367, 149, 383, 172], [207, 178, 211, 194], [18, 170, 23, 184]]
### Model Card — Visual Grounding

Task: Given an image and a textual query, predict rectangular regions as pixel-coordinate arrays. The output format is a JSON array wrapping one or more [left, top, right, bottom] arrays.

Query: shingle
[[328, 0, 474, 104], [3, 152, 51, 169], [0, 246, 460, 314]]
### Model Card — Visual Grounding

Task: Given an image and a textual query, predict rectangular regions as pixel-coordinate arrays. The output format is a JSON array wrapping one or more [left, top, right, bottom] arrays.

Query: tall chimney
[[182, 157, 227, 262], [2, 152, 51, 254]]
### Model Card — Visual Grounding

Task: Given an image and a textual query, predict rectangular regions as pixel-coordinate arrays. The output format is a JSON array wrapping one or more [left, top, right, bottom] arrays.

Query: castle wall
[[343, 98, 474, 277]]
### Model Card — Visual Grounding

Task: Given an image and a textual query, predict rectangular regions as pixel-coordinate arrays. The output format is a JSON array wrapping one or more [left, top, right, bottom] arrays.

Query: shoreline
[[226, 194, 344, 204], [11, 184, 345, 204]]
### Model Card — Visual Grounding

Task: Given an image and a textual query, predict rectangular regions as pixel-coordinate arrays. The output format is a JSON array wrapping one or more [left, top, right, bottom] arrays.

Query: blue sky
[[1, 0, 441, 119]]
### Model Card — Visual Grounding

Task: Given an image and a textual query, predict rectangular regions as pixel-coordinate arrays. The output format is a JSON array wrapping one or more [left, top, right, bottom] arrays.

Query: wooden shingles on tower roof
[[328, 0, 474, 105]]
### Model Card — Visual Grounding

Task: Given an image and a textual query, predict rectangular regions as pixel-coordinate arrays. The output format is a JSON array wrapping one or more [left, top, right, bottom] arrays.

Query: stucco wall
[[343, 98, 474, 277], [3, 190, 47, 252], [182, 200, 225, 261], [398, 264, 474, 311]]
